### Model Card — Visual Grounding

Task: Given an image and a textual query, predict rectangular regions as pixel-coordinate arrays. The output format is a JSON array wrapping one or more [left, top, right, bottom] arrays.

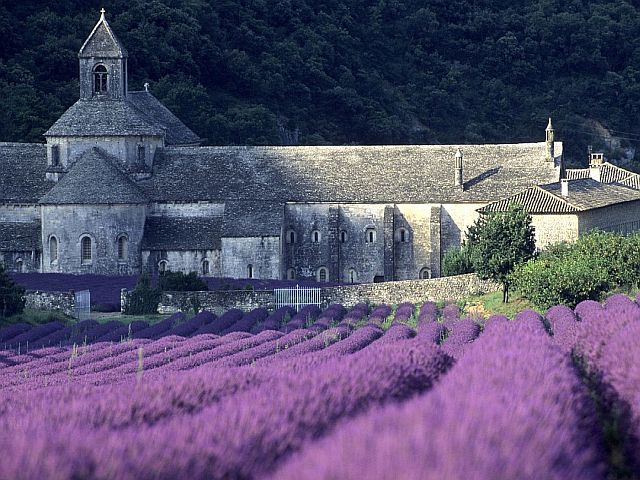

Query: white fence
[[74, 290, 91, 320], [274, 286, 322, 311]]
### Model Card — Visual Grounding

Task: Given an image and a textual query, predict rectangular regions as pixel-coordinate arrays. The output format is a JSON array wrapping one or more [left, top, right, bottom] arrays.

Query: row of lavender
[[1, 295, 638, 478], [0, 300, 444, 352]]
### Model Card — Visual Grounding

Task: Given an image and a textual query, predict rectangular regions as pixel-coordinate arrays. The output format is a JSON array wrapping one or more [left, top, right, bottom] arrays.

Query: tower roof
[[546, 117, 553, 131], [39, 148, 147, 205], [79, 9, 127, 58]]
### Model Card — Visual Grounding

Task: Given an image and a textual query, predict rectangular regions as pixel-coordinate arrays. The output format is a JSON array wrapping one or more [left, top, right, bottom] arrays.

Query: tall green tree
[[468, 203, 536, 302], [0, 263, 26, 318]]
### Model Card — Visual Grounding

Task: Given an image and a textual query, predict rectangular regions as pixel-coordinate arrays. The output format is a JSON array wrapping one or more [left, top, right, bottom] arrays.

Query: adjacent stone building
[[1, 11, 640, 281]]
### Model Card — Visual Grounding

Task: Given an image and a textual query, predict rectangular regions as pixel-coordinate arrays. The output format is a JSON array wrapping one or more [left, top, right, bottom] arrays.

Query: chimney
[[454, 148, 463, 189], [589, 152, 604, 182], [546, 117, 555, 162], [560, 178, 569, 197]]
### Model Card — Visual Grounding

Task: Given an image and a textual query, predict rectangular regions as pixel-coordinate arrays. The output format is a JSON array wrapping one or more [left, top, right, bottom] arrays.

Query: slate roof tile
[[39, 148, 147, 205], [141, 217, 222, 250], [0, 143, 53, 203], [0, 222, 41, 251], [222, 201, 284, 237]]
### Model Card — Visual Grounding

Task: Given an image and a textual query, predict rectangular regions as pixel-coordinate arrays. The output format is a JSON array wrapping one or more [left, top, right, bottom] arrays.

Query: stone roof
[[566, 163, 640, 184], [0, 222, 41, 251], [44, 99, 164, 137], [0, 143, 54, 203], [479, 178, 640, 214], [39, 148, 147, 205], [141, 217, 223, 250], [79, 12, 127, 58], [128, 91, 201, 145], [565, 168, 591, 180], [140, 142, 561, 203], [222, 201, 284, 237]]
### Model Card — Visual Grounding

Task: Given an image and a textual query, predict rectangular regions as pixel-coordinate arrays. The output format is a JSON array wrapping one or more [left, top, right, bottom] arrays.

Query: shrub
[[123, 274, 160, 315], [158, 271, 208, 292], [442, 247, 474, 277], [0, 263, 25, 318]]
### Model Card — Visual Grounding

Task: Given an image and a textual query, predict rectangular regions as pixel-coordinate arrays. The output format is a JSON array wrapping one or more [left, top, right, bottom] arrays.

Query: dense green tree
[[1, 0, 640, 165], [468, 204, 536, 302], [0, 264, 26, 318]]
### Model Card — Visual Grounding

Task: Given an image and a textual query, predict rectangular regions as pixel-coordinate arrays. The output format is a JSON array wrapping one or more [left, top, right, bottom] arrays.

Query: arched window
[[247, 264, 254, 279], [94, 65, 108, 94], [51, 145, 60, 166], [49, 236, 58, 264], [317, 267, 328, 283], [365, 228, 377, 243], [202, 259, 210, 275], [419, 268, 431, 279], [80, 236, 92, 264], [15, 259, 23, 273], [117, 235, 128, 261], [340, 230, 347, 243], [158, 260, 168, 274], [311, 230, 321, 243], [286, 230, 297, 244], [396, 228, 409, 243], [287, 268, 295, 280], [347, 268, 357, 284]]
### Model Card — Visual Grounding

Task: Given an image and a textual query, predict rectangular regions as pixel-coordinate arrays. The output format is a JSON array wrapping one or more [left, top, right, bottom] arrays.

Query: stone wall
[[155, 290, 274, 315], [128, 273, 499, 315], [579, 200, 640, 236], [321, 273, 500, 308], [221, 236, 281, 279], [24, 290, 75, 317]]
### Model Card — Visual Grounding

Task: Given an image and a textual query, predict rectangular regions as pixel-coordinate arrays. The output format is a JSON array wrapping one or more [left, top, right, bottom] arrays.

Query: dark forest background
[[2, 0, 640, 165]]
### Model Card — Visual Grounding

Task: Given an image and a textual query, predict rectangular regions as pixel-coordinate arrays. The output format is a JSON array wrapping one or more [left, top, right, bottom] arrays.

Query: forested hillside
[[2, 0, 640, 164]]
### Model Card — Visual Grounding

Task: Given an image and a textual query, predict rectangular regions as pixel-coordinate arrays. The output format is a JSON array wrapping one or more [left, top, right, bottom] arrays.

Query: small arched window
[[202, 259, 210, 275], [247, 264, 254, 279], [311, 230, 321, 243], [347, 268, 357, 284], [94, 65, 108, 94], [15, 259, 23, 273], [365, 228, 377, 243], [117, 235, 128, 261], [158, 260, 168, 274], [49, 236, 58, 264], [287, 268, 295, 280], [51, 145, 60, 167], [396, 228, 409, 243], [317, 267, 328, 283], [81, 236, 92, 264], [419, 268, 431, 279], [340, 231, 347, 243], [286, 230, 297, 244]]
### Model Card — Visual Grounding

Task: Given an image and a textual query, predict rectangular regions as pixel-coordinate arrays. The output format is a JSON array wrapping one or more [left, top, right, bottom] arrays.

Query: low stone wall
[[24, 290, 75, 317], [321, 273, 500, 308], [156, 290, 274, 315], [122, 273, 498, 314]]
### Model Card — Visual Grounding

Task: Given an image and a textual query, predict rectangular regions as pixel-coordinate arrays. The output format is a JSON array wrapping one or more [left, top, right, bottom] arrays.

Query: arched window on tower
[[347, 268, 357, 284], [286, 230, 297, 244], [202, 259, 210, 276], [49, 236, 58, 265], [158, 260, 168, 274], [15, 259, 23, 273], [317, 267, 328, 283], [419, 268, 431, 280], [396, 228, 409, 243], [365, 227, 377, 243], [340, 231, 347, 243], [94, 65, 108, 94], [247, 264, 254, 279], [51, 145, 60, 167], [117, 235, 128, 262], [81, 236, 92, 264], [311, 230, 321, 243]]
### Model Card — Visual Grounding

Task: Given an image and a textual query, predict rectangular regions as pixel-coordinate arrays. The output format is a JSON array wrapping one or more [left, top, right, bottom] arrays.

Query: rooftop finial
[[144, 82, 150, 92], [546, 117, 553, 130], [100, 8, 106, 19]]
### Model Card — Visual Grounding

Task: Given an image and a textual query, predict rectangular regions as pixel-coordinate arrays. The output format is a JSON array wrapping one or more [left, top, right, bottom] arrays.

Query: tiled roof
[[0, 143, 54, 203], [479, 178, 640, 214], [566, 163, 640, 184], [0, 222, 41, 251], [565, 168, 590, 180], [79, 14, 127, 58], [128, 92, 201, 146], [222, 201, 284, 237], [620, 175, 640, 190], [140, 142, 561, 203], [141, 217, 223, 250], [39, 148, 147, 205], [44, 99, 164, 137]]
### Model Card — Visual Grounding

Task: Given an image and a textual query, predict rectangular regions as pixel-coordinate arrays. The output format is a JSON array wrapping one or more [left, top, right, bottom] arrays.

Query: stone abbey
[[3, 11, 640, 282]]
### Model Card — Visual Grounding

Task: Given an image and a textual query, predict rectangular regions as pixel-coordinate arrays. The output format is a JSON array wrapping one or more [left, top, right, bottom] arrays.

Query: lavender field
[[0, 296, 638, 479]]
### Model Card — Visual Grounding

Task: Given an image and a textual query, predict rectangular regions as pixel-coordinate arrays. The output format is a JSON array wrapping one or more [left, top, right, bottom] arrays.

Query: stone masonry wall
[[24, 290, 75, 317], [129, 273, 498, 315]]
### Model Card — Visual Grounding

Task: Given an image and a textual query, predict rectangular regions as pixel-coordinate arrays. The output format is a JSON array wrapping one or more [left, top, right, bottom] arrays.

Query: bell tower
[[78, 9, 128, 100]]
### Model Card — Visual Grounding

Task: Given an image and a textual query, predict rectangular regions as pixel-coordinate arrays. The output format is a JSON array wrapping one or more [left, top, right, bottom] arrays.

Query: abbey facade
[[3, 11, 640, 283]]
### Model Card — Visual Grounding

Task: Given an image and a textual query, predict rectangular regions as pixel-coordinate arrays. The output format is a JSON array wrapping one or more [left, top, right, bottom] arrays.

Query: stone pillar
[[383, 205, 395, 281]]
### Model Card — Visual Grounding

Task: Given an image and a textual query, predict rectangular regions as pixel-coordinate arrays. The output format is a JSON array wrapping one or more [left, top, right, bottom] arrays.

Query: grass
[[460, 290, 538, 320], [0, 308, 74, 328], [91, 311, 170, 325]]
